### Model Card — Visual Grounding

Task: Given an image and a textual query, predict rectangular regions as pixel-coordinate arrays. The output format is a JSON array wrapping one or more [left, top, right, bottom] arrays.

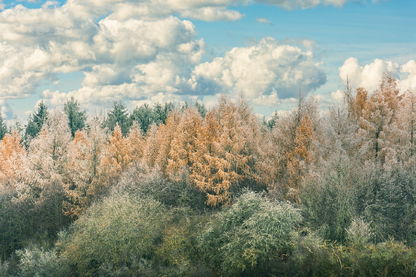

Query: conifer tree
[[286, 115, 316, 202], [127, 122, 144, 162], [103, 102, 130, 135], [167, 108, 203, 180], [130, 104, 154, 134], [0, 130, 26, 182], [0, 114, 7, 140], [64, 97, 87, 137], [358, 72, 400, 162], [25, 101, 48, 140], [102, 124, 132, 175]]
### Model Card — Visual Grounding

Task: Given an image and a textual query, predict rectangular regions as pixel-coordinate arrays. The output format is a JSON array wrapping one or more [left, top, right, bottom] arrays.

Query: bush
[[16, 245, 68, 277], [198, 190, 302, 276], [115, 163, 207, 210], [57, 192, 168, 276]]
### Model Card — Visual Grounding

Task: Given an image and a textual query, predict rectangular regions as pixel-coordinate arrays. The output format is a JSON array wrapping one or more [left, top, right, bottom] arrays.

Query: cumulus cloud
[[1, 0, 363, 112], [180, 7, 243, 21], [256, 17, 271, 24], [400, 60, 416, 91], [0, 99, 13, 120], [189, 37, 326, 99], [339, 58, 416, 93]]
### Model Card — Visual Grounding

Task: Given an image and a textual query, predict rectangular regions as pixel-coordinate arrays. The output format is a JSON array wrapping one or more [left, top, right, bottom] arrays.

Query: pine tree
[[153, 102, 175, 125], [194, 102, 207, 118], [25, 101, 48, 140], [0, 114, 7, 140], [64, 97, 87, 137], [103, 102, 130, 136], [130, 104, 154, 134]]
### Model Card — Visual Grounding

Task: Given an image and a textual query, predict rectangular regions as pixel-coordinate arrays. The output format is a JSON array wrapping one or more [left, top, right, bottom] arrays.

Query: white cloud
[[400, 60, 416, 91], [0, 0, 366, 113], [339, 58, 416, 93], [189, 37, 326, 99], [331, 89, 344, 101], [256, 17, 271, 24], [181, 7, 243, 21], [0, 99, 13, 120]]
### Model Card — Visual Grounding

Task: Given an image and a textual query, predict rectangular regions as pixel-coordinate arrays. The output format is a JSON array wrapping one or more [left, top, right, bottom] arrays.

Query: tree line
[[1, 72, 416, 276]]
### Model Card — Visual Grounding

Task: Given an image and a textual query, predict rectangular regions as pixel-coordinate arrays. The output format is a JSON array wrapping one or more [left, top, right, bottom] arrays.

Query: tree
[[167, 108, 203, 180], [194, 102, 207, 118], [0, 114, 7, 140], [286, 114, 316, 202], [127, 122, 144, 162], [102, 124, 132, 176], [199, 191, 302, 276], [103, 102, 130, 136], [266, 96, 321, 200], [25, 101, 48, 140], [153, 102, 175, 125], [64, 97, 86, 137], [0, 130, 26, 182], [358, 72, 400, 162], [130, 104, 154, 134]]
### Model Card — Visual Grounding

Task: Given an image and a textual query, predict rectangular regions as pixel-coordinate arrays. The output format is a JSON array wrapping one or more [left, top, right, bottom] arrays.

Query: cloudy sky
[[0, 0, 415, 122]]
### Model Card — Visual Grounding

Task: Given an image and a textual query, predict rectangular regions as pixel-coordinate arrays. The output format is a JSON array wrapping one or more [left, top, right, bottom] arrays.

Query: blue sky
[[0, 0, 415, 122]]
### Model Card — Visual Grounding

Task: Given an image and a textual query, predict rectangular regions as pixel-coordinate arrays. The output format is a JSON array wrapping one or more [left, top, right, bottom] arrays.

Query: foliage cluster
[[1, 73, 416, 275]]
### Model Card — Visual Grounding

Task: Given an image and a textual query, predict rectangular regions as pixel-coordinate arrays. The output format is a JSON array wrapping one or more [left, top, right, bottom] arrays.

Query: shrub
[[57, 193, 168, 276], [198, 190, 302, 276]]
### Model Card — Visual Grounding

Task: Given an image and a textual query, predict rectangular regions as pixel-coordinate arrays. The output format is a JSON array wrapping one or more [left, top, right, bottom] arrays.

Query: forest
[[1, 72, 416, 276]]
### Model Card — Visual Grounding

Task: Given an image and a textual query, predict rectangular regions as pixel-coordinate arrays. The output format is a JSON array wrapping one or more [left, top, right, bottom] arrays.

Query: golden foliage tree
[[102, 124, 132, 176], [0, 130, 26, 182], [358, 72, 401, 162], [167, 108, 203, 180], [286, 115, 316, 202]]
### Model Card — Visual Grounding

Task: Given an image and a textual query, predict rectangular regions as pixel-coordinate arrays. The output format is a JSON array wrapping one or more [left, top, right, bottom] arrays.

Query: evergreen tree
[[130, 104, 154, 134], [64, 97, 87, 137], [194, 101, 207, 118], [103, 102, 130, 136], [153, 102, 174, 125], [25, 101, 48, 140], [0, 114, 7, 140]]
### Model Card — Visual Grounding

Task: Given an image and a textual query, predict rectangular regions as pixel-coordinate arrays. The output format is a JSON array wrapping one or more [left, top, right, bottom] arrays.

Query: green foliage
[[16, 245, 68, 277], [0, 183, 68, 263], [57, 192, 168, 276], [301, 155, 356, 243], [0, 114, 7, 140], [153, 102, 175, 125], [346, 217, 373, 249], [362, 166, 416, 244], [116, 164, 207, 210], [198, 191, 302, 276], [263, 111, 279, 129], [130, 104, 154, 134], [64, 97, 86, 137], [25, 101, 48, 140], [194, 102, 207, 118], [0, 189, 26, 262], [104, 101, 130, 135]]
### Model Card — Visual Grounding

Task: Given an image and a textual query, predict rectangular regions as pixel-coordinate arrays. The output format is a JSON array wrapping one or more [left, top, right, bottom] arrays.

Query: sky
[[0, 0, 415, 123]]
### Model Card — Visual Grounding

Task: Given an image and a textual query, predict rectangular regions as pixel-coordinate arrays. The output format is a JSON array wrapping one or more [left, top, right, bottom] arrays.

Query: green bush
[[16, 245, 68, 277], [198, 190, 302, 276], [115, 164, 207, 210], [57, 193, 168, 276]]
